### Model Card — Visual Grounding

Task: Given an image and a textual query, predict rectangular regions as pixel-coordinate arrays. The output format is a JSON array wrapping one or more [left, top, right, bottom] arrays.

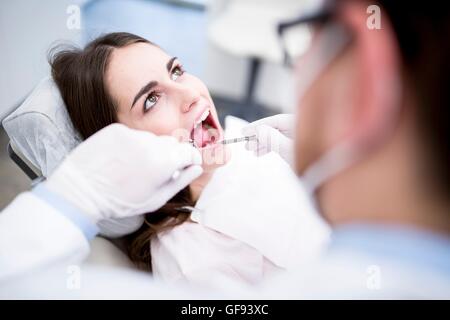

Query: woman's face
[[105, 42, 227, 169]]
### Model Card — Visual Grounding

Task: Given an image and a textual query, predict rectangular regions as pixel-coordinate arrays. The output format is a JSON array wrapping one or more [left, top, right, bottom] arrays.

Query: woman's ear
[[339, 0, 402, 149]]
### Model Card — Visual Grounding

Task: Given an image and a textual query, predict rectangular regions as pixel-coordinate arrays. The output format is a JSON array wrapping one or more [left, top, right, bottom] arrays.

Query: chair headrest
[[2, 77, 82, 178]]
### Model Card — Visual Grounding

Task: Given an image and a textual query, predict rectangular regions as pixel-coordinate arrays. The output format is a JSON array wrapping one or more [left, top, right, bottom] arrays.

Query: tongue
[[193, 123, 213, 148]]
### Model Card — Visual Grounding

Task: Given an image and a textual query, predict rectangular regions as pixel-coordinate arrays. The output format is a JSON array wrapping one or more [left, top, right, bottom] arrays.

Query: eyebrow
[[131, 81, 158, 109], [130, 56, 178, 109], [166, 56, 177, 73]]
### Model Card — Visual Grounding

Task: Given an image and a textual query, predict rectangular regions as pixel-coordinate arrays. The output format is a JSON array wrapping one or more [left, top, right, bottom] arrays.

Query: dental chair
[[2, 77, 135, 270]]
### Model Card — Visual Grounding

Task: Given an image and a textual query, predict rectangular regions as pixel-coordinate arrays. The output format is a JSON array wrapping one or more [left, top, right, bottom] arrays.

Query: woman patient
[[50, 32, 285, 287]]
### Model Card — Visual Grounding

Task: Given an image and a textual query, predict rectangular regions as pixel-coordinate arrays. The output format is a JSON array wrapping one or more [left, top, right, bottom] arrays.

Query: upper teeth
[[194, 109, 210, 128]]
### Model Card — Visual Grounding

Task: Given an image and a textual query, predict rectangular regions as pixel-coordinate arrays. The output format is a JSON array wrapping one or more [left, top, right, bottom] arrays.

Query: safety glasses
[[277, 0, 337, 67]]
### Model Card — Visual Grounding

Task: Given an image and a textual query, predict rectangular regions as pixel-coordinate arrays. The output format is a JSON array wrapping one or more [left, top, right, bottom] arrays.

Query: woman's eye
[[171, 66, 184, 81], [144, 93, 159, 112]]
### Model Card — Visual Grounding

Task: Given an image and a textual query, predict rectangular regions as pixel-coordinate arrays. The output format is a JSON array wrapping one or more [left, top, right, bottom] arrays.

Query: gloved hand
[[241, 114, 295, 167], [44, 124, 203, 224]]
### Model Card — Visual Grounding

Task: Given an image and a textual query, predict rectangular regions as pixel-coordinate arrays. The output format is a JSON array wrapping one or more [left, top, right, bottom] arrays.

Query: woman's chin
[[199, 143, 231, 172], [188, 144, 230, 202]]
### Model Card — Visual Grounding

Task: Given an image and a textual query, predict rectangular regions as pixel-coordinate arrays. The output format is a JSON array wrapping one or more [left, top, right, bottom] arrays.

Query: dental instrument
[[188, 134, 257, 148], [218, 135, 257, 145]]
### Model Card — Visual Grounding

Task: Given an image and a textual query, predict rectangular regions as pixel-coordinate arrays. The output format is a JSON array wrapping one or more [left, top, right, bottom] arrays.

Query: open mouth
[[190, 109, 221, 148]]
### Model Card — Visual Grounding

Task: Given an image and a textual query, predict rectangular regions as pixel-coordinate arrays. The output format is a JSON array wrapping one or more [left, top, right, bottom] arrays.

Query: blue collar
[[328, 223, 450, 275]]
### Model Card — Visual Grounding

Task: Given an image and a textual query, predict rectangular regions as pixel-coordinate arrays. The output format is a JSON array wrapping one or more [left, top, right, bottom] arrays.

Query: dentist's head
[[294, 0, 449, 232]]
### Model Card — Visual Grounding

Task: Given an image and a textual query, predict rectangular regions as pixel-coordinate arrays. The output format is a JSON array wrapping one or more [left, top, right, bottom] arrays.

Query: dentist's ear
[[339, 0, 402, 149], [297, 1, 404, 192]]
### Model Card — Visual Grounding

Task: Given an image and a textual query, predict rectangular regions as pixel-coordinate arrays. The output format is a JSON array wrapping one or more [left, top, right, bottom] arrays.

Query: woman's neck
[[189, 145, 231, 202], [189, 169, 215, 202]]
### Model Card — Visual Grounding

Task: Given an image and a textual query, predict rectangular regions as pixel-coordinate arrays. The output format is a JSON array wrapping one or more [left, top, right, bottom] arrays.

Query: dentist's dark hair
[[370, 0, 450, 199], [49, 32, 192, 271]]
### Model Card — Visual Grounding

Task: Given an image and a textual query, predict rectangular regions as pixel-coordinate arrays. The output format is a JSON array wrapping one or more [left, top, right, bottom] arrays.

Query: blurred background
[[0, 0, 308, 208]]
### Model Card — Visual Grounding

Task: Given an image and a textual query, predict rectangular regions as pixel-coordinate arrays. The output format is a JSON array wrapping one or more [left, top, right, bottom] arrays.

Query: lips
[[190, 108, 221, 148]]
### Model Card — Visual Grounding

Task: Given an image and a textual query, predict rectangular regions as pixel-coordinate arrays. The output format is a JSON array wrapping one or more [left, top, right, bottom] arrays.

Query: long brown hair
[[49, 32, 194, 271]]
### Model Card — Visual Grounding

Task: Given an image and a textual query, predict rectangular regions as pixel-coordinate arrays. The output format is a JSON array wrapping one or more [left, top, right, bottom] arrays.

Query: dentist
[[243, 0, 450, 298]]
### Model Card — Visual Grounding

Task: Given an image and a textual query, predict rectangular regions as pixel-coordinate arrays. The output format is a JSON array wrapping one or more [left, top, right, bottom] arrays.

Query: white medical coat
[[0, 191, 449, 299]]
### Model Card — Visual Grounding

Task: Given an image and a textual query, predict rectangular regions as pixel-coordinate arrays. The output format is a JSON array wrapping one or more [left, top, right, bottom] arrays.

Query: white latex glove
[[241, 114, 295, 167], [44, 124, 203, 224]]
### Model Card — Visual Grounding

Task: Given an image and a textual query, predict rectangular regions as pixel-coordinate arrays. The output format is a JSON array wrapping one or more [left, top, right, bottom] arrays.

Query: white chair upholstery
[[2, 77, 82, 178]]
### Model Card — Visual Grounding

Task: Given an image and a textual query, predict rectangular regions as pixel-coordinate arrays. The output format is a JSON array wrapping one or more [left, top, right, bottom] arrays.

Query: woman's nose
[[175, 85, 201, 113]]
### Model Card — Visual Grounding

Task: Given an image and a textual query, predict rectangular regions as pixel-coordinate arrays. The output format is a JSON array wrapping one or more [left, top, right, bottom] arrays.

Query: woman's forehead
[[108, 42, 170, 80], [106, 43, 171, 106]]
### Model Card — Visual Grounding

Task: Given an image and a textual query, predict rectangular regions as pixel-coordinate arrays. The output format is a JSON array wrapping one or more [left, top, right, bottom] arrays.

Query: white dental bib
[[151, 122, 330, 287]]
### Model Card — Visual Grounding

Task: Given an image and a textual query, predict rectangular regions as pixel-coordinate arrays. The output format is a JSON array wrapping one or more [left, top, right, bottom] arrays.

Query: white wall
[[0, 0, 84, 121], [204, 0, 297, 113], [0, 0, 298, 120]]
